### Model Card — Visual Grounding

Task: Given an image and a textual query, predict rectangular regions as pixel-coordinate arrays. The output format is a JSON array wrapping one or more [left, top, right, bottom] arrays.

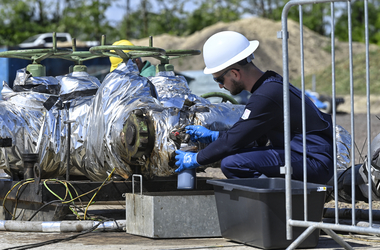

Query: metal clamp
[[63, 120, 76, 181], [132, 174, 143, 195]]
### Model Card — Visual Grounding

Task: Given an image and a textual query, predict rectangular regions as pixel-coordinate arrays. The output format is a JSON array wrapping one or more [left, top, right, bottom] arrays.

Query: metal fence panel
[[280, 0, 380, 248]]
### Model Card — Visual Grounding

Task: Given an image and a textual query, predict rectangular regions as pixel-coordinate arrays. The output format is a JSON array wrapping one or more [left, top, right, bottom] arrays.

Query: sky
[[105, 0, 126, 26]]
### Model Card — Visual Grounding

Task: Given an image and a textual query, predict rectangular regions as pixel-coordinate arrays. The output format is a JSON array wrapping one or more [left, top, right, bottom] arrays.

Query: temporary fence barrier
[[280, 0, 380, 249]]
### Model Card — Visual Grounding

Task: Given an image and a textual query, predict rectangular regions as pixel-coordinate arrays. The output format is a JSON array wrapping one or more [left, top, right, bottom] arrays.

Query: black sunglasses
[[213, 68, 239, 85]]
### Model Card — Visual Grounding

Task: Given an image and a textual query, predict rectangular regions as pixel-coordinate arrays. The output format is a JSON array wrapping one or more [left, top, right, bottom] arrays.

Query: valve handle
[[201, 92, 239, 104]]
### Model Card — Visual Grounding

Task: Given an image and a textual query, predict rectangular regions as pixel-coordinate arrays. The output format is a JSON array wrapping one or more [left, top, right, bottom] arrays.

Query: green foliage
[[271, 1, 330, 35], [1, 0, 379, 52], [0, 0, 246, 46], [291, 49, 380, 95], [335, 1, 380, 44], [0, 0, 114, 46], [0, 1, 46, 46], [186, 0, 241, 35], [57, 0, 113, 41]]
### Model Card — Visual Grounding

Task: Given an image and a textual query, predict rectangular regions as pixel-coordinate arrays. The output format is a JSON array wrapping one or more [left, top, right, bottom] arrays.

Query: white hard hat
[[203, 31, 259, 74]]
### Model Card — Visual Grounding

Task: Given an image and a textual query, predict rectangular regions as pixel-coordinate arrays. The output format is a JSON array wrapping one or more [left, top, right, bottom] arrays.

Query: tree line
[[0, 0, 378, 46]]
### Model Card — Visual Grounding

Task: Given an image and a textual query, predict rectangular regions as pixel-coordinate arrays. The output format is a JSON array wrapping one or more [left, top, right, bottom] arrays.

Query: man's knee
[[220, 156, 236, 178]]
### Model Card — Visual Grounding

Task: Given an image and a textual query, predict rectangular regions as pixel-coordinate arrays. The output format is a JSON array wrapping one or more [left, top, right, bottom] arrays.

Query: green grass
[[291, 48, 380, 95]]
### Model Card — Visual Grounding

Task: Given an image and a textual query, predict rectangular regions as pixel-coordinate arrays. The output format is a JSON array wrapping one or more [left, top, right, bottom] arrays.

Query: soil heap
[[131, 17, 373, 80]]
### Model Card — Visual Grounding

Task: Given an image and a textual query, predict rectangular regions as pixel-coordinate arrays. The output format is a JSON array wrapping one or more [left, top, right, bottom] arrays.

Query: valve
[[0, 32, 71, 77], [200, 92, 238, 104]]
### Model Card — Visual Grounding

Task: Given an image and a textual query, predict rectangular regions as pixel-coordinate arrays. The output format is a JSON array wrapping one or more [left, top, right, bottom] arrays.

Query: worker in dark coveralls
[[174, 31, 334, 184]]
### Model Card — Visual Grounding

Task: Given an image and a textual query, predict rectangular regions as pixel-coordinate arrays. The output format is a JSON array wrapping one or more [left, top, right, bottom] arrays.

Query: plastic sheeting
[[82, 62, 244, 180], [0, 60, 244, 181], [0, 68, 100, 178], [336, 125, 351, 170]]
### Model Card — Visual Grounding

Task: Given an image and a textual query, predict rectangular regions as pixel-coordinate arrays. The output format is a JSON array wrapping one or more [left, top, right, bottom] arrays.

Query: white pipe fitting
[[0, 220, 126, 232]]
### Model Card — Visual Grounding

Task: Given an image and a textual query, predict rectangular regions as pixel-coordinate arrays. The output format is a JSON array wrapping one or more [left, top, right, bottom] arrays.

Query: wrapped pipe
[[0, 220, 125, 232], [1, 60, 244, 181], [0, 69, 100, 178]]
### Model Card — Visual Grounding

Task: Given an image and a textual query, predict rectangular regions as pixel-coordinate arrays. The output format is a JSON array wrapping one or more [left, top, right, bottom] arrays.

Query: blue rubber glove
[[175, 150, 200, 173], [185, 125, 219, 144]]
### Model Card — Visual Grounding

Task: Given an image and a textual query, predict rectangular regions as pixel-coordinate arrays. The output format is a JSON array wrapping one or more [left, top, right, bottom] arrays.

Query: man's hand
[[175, 150, 200, 173], [185, 125, 219, 143]]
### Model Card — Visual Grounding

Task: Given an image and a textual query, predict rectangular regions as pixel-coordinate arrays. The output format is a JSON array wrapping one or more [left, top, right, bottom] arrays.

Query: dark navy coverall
[[197, 71, 334, 184]]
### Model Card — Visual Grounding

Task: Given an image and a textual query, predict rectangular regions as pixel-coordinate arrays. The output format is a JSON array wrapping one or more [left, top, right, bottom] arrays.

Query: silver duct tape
[[42, 221, 61, 232], [336, 125, 351, 170]]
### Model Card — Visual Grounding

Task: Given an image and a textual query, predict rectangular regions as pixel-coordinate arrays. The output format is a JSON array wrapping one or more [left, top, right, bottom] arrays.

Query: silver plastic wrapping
[[1, 60, 244, 181], [146, 72, 244, 178], [84, 60, 159, 180], [336, 124, 351, 170], [0, 70, 100, 178], [56, 71, 101, 99], [82, 61, 245, 180], [0, 90, 57, 177], [150, 71, 207, 108], [13, 68, 60, 94]]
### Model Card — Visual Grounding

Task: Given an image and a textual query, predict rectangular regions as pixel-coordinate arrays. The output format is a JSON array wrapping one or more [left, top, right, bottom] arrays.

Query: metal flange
[[122, 109, 155, 165]]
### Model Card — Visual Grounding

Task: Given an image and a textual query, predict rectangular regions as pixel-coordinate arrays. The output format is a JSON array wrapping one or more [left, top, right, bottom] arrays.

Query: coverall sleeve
[[197, 93, 283, 165]]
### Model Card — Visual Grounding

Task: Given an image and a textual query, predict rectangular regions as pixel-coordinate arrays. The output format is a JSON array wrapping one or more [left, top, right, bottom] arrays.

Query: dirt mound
[[131, 17, 374, 79]]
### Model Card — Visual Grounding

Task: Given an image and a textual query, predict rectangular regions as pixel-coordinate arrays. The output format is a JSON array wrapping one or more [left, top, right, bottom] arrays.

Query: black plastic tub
[[207, 178, 330, 249]]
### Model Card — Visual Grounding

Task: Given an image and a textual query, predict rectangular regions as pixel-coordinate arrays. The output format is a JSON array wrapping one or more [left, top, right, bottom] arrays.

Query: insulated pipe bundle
[[0, 68, 101, 178], [0, 59, 245, 181], [83, 61, 245, 180]]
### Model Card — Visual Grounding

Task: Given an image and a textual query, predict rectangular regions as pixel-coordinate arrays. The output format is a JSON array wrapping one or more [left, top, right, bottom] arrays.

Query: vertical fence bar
[[280, 3, 293, 240], [364, 0, 373, 226], [330, 1, 339, 225], [298, 4, 308, 221], [281, 0, 380, 247], [347, 0, 356, 226]]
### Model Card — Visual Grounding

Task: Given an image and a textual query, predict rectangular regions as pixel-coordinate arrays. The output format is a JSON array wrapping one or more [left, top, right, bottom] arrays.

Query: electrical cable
[[2, 179, 34, 218], [12, 180, 34, 219], [2, 220, 106, 250], [27, 199, 65, 221], [3, 169, 118, 222], [83, 168, 116, 220], [43, 179, 81, 219], [31, 174, 116, 221]]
